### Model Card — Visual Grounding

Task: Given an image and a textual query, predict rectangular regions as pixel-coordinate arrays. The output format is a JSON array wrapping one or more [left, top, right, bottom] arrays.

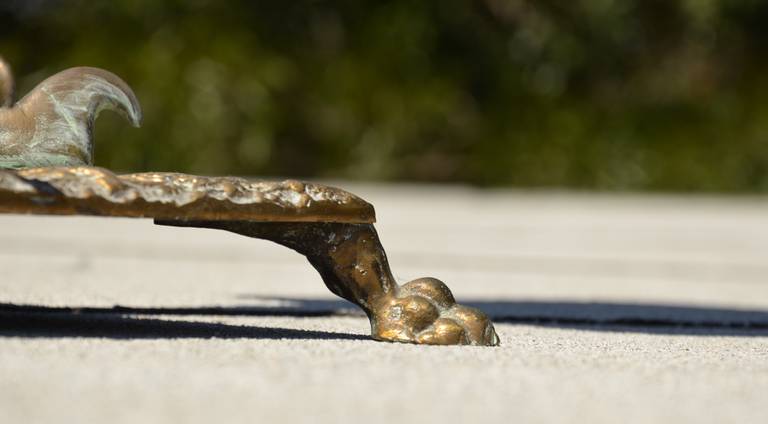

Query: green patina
[[0, 153, 87, 169]]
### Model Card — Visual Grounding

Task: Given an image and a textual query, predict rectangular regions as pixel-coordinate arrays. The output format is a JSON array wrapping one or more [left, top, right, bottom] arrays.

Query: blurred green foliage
[[2, 0, 768, 191]]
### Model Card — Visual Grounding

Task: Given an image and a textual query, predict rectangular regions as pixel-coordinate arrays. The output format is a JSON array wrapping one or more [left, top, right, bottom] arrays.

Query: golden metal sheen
[[0, 58, 499, 346], [0, 56, 13, 108], [0, 167, 375, 224]]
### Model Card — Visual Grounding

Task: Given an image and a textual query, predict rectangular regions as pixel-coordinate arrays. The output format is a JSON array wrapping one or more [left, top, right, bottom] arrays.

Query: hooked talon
[[0, 56, 142, 169]]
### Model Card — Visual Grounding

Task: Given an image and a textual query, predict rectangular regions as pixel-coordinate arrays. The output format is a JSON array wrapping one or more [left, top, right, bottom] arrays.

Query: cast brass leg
[[157, 220, 500, 346], [0, 56, 497, 346]]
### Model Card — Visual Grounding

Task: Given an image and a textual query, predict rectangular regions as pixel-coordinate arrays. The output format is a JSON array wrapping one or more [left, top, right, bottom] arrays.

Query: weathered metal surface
[[0, 60, 141, 168], [0, 166, 375, 223]]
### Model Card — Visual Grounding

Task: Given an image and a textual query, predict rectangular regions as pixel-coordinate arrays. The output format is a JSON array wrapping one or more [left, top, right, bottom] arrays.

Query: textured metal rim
[[0, 166, 375, 224]]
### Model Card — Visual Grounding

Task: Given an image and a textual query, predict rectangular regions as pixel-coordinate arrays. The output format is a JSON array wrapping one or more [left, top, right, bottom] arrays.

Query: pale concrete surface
[[1, 184, 767, 424]]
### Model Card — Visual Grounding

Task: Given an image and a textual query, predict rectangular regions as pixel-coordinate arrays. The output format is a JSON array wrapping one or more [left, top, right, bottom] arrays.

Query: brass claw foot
[[373, 278, 499, 346], [158, 221, 500, 346]]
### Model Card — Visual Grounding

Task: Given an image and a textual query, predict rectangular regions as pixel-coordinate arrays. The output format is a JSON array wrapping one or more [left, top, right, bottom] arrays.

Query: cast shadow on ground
[[232, 296, 768, 337], [0, 303, 367, 341], [1, 298, 767, 340]]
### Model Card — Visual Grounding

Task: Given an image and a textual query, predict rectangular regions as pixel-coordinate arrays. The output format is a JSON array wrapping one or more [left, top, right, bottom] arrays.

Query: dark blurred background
[[1, 0, 767, 191]]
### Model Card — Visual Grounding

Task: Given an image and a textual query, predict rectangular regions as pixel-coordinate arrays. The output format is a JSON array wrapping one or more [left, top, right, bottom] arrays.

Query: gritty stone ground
[[1, 184, 767, 424]]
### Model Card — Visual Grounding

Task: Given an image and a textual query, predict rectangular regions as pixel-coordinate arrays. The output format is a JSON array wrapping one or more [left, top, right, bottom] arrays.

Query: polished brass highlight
[[0, 57, 498, 346], [0, 166, 499, 346], [0, 56, 13, 108]]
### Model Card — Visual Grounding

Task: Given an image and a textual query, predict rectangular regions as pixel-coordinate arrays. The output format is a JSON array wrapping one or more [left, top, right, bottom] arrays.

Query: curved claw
[[0, 61, 142, 169]]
